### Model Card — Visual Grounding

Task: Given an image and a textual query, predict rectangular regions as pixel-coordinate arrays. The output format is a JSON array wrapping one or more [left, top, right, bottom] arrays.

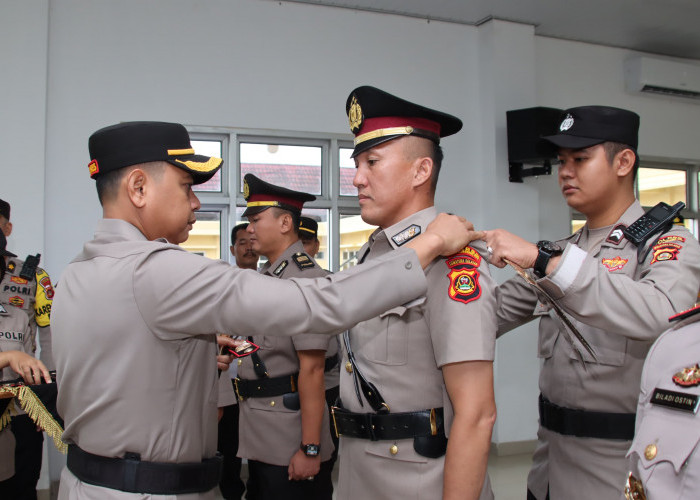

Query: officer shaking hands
[[481, 106, 700, 500], [51, 120, 480, 498]]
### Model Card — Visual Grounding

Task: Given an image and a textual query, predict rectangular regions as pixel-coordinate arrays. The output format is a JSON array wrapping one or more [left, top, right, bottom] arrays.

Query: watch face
[[302, 444, 319, 456], [537, 240, 562, 253]]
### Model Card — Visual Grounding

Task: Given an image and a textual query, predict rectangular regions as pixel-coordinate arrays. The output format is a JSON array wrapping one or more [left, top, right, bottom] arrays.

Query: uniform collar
[[261, 240, 305, 277], [382, 207, 437, 251], [571, 200, 643, 249]]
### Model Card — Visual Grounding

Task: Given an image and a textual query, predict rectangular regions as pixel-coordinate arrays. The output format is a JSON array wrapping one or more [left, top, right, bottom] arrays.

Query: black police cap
[[88, 121, 223, 185], [242, 174, 316, 217], [299, 216, 319, 239], [346, 86, 463, 157], [540, 106, 640, 151]]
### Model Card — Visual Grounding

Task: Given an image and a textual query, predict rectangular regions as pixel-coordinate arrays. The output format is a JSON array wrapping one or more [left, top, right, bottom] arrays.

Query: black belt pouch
[[413, 433, 448, 459], [283, 392, 300, 410]]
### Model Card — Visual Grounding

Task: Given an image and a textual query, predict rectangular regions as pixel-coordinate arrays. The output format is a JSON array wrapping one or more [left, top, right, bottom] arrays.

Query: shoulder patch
[[391, 224, 421, 246], [445, 248, 482, 305], [292, 252, 315, 270], [273, 260, 289, 276], [650, 239, 683, 264], [605, 224, 627, 245]]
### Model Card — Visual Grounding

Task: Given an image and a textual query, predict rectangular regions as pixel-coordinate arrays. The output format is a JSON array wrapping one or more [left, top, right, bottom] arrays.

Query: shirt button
[[237, 359, 242, 366], [644, 443, 657, 460], [405, 261, 412, 270], [345, 362, 353, 373], [270, 401, 276, 407], [390, 445, 398, 455]]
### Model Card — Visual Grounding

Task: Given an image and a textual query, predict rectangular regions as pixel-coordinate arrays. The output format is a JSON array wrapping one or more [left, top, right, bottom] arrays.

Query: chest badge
[[391, 224, 421, 246], [673, 364, 700, 387], [601, 256, 628, 272]]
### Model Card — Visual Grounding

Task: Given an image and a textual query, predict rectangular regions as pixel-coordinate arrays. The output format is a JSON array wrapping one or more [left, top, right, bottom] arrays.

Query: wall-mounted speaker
[[506, 107, 563, 182]]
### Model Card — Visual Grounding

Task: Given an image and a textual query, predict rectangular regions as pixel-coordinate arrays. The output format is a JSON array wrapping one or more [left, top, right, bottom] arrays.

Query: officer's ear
[[1, 220, 12, 238], [615, 148, 636, 179], [279, 212, 294, 234], [125, 168, 149, 208], [412, 156, 433, 189]]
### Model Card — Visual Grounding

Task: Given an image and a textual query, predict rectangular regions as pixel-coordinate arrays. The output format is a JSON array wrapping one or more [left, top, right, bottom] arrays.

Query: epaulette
[[292, 252, 315, 270]]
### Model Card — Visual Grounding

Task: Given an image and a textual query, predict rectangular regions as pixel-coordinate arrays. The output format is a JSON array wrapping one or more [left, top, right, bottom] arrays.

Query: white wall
[[3, 0, 700, 468]]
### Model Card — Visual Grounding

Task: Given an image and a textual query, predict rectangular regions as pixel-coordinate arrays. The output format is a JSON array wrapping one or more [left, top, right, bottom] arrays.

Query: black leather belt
[[67, 444, 222, 495], [539, 394, 635, 440], [234, 373, 298, 400], [324, 353, 339, 372], [331, 406, 444, 441]]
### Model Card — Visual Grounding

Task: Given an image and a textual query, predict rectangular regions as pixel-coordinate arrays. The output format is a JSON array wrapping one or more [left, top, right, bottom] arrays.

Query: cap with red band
[[346, 86, 462, 158], [242, 174, 316, 217]]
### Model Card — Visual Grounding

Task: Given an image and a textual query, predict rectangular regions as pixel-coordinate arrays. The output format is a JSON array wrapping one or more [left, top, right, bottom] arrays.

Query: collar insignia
[[673, 364, 700, 387], [391, 224, 421, 246], [273, 260, 288, 276]]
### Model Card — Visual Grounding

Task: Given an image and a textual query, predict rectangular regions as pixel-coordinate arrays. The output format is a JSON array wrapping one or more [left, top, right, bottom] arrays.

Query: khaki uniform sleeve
[[135, 246, 427, 341], [539, 233, 700, 341]]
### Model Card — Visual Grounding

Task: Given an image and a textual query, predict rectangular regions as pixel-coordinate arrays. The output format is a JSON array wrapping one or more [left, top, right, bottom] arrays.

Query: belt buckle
[[233, 378, 245, 401]]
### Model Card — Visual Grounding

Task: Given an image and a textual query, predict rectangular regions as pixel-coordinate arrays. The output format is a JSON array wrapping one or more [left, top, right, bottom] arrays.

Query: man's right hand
[[407, 213, 485, 268], [1, 350, 51, 384]]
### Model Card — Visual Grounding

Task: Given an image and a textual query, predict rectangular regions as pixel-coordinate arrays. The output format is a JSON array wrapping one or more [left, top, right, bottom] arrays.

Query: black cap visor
[[539, 134, 605, 151], [166, 155, 222, 185]]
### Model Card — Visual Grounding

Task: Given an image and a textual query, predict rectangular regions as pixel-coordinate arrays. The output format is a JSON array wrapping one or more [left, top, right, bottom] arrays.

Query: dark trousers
[[527, 487, 550, 500], [0, 415, 43, 500], [218, 401, 245, 500], [246, 459, 334, 500]]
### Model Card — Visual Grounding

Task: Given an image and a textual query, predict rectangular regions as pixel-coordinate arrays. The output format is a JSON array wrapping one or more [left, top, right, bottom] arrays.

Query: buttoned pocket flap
[[364, 439, 428, 464], [630, 411, 700, 473]]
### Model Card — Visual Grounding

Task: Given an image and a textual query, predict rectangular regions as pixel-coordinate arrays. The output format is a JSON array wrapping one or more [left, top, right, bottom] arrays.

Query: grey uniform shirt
[[52, 218, 427, 498], [624, 307, 700, 500], [337, 207, 497, 500], [238, 240, 333, 465], [0, 304, 30, 481], [497, 201, 700, 500]]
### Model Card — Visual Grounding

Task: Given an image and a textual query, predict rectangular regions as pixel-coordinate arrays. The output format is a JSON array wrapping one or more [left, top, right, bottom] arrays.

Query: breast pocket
[[563, 323, 627, 366], [363, 299, 424, 366]]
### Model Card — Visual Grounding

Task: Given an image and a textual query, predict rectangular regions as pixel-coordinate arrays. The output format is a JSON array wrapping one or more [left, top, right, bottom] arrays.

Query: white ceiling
[[280, 0, 700, 60]]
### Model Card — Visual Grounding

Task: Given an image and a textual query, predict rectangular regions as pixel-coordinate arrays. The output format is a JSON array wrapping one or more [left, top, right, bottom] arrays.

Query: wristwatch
[[533, 240, 563, 278], [300, 443, 320, 457]]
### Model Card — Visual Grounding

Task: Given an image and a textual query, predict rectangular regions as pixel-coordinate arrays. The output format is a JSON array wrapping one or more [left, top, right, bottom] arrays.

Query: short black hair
[[231, 223, 249, 245], [271, 207, 300, 235]]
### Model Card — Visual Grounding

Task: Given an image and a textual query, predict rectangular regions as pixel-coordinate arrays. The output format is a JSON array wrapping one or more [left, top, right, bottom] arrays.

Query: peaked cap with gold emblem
[[242, 173, 316, 217], [346, 86, 463, 158], [87, 121, 223, 184]]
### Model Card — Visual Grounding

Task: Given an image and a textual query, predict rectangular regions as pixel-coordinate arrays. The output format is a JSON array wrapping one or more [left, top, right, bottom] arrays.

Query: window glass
[[182, 211, 221, 260], [191, 140, 223, 192], [339, 147, 358, 196], [240, 143, 322, 195], [637, 168, 686, 206], [339, 214, 376, 270]]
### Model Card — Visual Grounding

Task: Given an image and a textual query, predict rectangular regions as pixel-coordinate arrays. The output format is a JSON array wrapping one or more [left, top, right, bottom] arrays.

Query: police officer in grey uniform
[[299, 215, 341, 464], [236, 174, 334, 499], [0, 230, 52, 498], [51, 121, 480, 499], [483, 106, 700, 500], [334, 86, 497, 500], [623, 303, 700, 499]]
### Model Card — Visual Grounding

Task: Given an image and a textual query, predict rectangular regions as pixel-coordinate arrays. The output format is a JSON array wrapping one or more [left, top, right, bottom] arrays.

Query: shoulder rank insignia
[[673, 364, 700, 387], [601, 256, 628, 272], [446, 247, 481, 305], [650, 236, 684, 264], [605, 224, 626, 245], [273, 260, 288, 276], [292, 252, 315, 270], [391, 224, 421, 246]]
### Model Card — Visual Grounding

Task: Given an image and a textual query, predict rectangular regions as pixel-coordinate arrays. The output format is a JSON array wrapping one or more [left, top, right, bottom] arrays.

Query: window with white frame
[[570, 160, 699, 237], [181, 128, 375, 271]]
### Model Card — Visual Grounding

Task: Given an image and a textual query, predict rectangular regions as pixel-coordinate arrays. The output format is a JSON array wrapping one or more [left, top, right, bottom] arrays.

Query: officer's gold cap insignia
[[243, 178, 250, 200], [673, 364, 700, 387], [348, 95, 364, 133], [624, 472, 646, 500]]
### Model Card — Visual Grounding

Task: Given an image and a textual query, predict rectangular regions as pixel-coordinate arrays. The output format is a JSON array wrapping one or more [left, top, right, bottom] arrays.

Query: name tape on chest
[[650, 388, 699, 413], [446, 247, 482, 305]]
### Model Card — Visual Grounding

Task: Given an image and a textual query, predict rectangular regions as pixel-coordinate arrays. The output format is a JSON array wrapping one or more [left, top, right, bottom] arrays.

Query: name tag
[[651, 388, 700, 413]]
